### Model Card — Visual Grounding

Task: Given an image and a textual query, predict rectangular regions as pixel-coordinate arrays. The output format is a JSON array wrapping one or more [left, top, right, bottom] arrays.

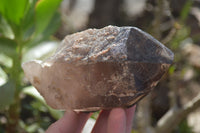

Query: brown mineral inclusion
[[22, 25, 174, 111]]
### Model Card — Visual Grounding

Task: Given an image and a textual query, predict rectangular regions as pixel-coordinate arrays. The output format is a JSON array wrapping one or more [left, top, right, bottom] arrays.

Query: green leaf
[[23, 86, 63, 119], [0, 0, 29, 25], [24, 12, 60, 50], [169, 65, 176, 75], [0, 15, 14, 39], [0, 67, 7, 85], [42, 12, 61, 39], [180, 0, 193, 22], [42, 12, 61, 38], [21, 0, 38, 41], [25, 123, 40, 133], [0, 54, 12, 75], [35, 0, 62, 35], [0, 80, 15, 110], [0, 37, 17, 57], [171, 25, 190, 49]]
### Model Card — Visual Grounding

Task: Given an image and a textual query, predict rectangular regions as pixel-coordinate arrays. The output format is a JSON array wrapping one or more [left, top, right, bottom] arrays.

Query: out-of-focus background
[[0, 0, 200, 132]]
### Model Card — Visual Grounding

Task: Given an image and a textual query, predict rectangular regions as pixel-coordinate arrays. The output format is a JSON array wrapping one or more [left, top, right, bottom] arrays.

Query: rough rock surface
[[22, 25, 174, 111]]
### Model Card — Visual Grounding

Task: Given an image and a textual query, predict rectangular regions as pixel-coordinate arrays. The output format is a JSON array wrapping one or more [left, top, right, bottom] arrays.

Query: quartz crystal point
[[22, 25, 174, 111]]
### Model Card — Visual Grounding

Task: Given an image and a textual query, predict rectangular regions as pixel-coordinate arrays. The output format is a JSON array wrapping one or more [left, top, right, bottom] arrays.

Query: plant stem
[[6, 38, 23, 133], [6, 97, 20, 133]]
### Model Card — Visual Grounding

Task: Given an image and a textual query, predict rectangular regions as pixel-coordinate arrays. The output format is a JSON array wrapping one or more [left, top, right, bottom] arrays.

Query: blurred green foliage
[[0, 0, 63, 132], [162, 1, 197, 133], [178, 120, 194, 133]]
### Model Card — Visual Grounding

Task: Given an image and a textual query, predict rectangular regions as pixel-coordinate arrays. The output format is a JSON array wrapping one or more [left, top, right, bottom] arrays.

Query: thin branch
[[162, 28, 177, 44], [161, 0, 177, 44], [137, 94, 155, 133], [155, 92, 200, 133], [182, 93, 200, 115]]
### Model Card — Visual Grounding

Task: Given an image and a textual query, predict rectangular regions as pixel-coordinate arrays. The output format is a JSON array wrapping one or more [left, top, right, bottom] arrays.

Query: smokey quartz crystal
[[22, 25, 174, 111]]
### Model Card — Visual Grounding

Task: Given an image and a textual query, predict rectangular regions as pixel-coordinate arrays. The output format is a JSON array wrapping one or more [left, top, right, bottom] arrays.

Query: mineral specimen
[[22, 25, 174, 111]]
